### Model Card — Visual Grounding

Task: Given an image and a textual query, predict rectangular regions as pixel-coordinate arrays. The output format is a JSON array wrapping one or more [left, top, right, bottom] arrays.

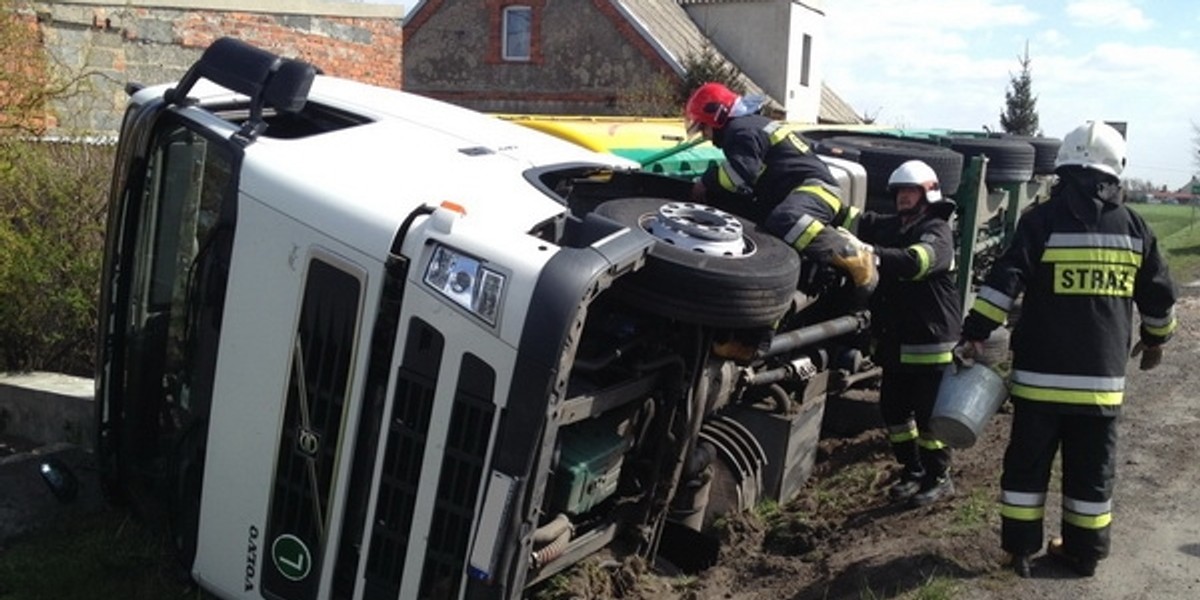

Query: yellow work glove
[[829, 230, 878, 293]]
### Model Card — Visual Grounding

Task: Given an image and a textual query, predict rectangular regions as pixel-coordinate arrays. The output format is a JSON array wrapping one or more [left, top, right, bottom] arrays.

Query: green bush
[[0, 139, 112, 376]]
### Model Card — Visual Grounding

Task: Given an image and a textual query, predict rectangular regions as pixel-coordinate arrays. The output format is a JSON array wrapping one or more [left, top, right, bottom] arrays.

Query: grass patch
[[759, 463, 883, 558], [0, 506, 213, 600], [808, 463, 883, 513], [902, 573, 959, 600], [1129, 203, 1200, 282], [754, 498, 782, 521], [855, 571, 958, 600], [527, 554, 681, 600], [945, 487, 996, 535]]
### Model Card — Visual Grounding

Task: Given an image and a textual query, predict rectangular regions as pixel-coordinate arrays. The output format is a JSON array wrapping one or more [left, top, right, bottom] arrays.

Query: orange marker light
[[440, 200, 467, 215]]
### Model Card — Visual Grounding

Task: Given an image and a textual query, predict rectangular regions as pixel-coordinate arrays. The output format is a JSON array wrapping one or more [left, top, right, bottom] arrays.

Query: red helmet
[[685, 82, 739, 134]]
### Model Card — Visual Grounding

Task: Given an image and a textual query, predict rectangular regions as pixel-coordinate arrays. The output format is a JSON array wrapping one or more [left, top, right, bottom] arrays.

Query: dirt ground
[[547, 292, 1200, 600], [4, 302, 1196, 600]]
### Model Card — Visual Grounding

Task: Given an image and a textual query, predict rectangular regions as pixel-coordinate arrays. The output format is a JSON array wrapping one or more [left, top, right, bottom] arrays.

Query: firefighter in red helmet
[[684, 82, 877, 319]]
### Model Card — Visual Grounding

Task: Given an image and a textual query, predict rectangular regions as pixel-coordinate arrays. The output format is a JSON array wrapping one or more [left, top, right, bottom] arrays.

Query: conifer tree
[[1000, 43, 1040, 136]]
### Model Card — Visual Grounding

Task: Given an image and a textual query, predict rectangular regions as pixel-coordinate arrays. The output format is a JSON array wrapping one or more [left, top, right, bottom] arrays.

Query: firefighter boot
[[1046, 537, 1098, 577], [910, 473, 954, 507], [828, 230, 878, 298], [888, 469, 925, 502], [1004, 553, 1033, 578]]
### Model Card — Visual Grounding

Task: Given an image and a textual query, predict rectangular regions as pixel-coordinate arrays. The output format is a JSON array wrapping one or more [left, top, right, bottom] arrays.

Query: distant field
[[1129, 202, 1200, 284]]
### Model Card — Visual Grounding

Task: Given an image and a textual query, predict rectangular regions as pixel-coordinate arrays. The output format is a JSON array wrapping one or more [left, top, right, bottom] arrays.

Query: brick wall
[[404, 0, 676, 116], [15, 0, 405, 136]]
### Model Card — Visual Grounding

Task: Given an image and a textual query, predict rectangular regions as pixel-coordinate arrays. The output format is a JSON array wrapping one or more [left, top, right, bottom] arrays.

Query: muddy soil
[[544, 293, 1200, 599], [5, 303, 1196, 600]]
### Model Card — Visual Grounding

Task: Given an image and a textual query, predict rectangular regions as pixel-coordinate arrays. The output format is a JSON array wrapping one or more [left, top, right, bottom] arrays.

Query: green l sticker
[[272, 534, 311, 581]]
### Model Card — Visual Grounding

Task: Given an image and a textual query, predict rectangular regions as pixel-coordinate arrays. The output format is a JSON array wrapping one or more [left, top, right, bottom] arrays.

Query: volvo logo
[[296, 428, 321, 457]]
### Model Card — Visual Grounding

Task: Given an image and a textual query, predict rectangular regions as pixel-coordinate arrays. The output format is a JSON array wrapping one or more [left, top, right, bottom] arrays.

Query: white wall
[[683, 0, 825, 122]]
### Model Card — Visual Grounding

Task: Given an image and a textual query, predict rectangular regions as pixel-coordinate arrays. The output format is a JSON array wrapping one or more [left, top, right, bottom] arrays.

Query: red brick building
[[402, 0, 861, 123], [5, 0, 405, 136]]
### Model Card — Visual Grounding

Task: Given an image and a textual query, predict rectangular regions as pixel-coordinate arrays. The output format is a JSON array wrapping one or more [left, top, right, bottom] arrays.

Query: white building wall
[[683, 0, 825, 122]]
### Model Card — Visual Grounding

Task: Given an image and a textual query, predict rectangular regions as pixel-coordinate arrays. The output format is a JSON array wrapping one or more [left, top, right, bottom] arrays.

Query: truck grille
[[263, 259, 362, 600], [417, 353, 495, 599], [363, 318, 443, 599]]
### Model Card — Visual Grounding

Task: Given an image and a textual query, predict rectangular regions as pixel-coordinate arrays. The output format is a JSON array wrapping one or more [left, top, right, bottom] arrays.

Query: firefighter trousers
[[879, 367, 950, 479], [764, 187, 877, 302], [1000, 402, 1117, 561], [763, 187, 845, 262]]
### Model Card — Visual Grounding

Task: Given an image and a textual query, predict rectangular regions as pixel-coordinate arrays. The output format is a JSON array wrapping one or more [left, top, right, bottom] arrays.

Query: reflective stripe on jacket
[[779, 180, 860, 250]]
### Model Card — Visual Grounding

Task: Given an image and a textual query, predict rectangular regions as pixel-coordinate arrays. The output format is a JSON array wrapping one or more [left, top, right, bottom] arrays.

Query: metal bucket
[[929, 363, 1008, 449]]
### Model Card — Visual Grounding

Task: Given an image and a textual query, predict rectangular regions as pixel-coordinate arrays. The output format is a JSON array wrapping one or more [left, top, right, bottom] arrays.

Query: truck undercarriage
[[497, 167, 875, 591]]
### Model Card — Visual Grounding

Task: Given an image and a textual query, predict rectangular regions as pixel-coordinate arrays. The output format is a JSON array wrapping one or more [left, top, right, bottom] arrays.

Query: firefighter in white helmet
[[959, 121, 1177, 577], [858, 159, 961, 507]]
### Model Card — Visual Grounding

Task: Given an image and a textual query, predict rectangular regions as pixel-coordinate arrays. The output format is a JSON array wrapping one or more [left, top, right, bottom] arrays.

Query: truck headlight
[[423, 244, 505, 326]]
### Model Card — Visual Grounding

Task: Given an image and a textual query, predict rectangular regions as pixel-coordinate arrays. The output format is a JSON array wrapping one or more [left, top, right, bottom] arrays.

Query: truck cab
[[96, 38, 872, 600]]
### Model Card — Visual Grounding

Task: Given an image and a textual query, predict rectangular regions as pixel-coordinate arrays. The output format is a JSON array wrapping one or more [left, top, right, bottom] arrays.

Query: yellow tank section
[[495, 114, 723, 177]]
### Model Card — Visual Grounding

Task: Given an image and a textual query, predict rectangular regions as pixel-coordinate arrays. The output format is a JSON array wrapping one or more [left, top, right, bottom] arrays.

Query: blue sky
[[823, 0, 1200, 189], [366, 0, 1197, 188]]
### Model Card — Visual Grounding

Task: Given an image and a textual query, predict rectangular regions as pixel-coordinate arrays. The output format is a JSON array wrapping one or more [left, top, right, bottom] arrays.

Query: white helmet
[[1055, 121, 1126, 177], [888, 160, 943, 202]]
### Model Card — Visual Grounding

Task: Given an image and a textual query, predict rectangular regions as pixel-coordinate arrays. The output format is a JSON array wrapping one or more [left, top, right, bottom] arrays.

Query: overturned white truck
[[96, 39, 882, 600]]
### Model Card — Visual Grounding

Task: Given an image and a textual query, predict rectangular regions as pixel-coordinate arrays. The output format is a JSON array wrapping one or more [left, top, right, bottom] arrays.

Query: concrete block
[[0, 372, 95, 450], [134, 17, 176, 44], [43, 4, 94, 27], [281, 14, 313, 31]]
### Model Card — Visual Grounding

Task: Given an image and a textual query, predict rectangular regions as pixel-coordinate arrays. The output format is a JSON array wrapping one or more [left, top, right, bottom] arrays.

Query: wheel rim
[[641, 202, 752, 256]]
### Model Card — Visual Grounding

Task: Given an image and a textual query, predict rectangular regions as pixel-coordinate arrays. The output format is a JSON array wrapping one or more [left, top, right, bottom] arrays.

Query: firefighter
[[858, 160, 960, 507], [958, 121, 1177, 578], [684, 82, 878, 313]]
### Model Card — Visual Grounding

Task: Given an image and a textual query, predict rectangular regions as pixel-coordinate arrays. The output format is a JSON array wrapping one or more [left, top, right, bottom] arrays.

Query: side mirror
[[164, 37, 318, 144], [262, 58, 317, 115]]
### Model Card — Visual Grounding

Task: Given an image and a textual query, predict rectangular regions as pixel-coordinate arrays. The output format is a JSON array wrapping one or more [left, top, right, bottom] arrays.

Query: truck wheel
[[816, 135, 964, 198], [947, 137, 1036, 184], [594, 197, 800, 328]]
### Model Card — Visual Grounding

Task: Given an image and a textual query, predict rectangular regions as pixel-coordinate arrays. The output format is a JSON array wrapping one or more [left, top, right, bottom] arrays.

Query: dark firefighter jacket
[[702, 114, 844, 225], [962, 172, 1177, 415], [859, 206, 961, 370]]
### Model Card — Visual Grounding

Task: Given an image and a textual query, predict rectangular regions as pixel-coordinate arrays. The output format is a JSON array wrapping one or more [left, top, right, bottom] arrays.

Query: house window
[[486, 0, 543, 64], [799, 33, 812, 87], [502, 5, 532, 61]]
